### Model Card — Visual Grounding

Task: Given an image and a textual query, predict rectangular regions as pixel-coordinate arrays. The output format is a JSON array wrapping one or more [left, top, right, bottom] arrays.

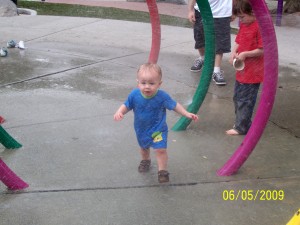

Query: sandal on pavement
[[138, 160, 151, 173], [158, 170, 169, 183]]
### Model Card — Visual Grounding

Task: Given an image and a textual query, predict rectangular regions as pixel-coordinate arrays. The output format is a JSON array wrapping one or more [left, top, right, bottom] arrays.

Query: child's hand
[[174, 103, 199, 122], [236, 52, 246, 61], [229, 52, 239, 65], [114, 112, 124, 121], [113, 104, 128, 121], [187, 113, 199, 122]]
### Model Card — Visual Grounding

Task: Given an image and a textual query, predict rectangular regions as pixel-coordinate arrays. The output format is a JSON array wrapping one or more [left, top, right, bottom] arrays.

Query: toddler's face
[[137, 70, 162, 98], [238, 12, 255, 25]]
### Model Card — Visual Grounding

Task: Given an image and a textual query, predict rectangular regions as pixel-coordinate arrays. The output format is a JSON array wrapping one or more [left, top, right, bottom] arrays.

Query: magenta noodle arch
[[146, 0, 161, 63], [0, 158, 29, 190], [0, 125, 27, 190], [217, 0, 279, 176]]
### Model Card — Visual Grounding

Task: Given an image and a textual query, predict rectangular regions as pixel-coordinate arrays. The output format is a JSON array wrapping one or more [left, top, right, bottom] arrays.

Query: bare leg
[[155, 149, 168, 171], [140, 148, 150, 160], [214, 53, 223, 68], [198, 48, 205, 58], [138, 148, 151, 172]]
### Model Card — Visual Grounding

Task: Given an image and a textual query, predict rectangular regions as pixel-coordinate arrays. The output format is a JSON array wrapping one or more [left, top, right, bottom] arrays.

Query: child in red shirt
[[226, 0, 264, 135]]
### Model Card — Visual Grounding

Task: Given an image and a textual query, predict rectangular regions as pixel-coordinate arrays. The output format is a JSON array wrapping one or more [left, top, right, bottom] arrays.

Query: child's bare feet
[[226, 129, 240, 135]]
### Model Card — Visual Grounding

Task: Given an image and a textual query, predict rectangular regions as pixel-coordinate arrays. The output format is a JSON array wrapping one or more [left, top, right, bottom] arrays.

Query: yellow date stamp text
[[222, 189, 284, 201]]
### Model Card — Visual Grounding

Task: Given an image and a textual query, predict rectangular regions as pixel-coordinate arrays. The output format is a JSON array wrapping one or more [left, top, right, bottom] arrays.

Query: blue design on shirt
[[124, 88, 177, 149]]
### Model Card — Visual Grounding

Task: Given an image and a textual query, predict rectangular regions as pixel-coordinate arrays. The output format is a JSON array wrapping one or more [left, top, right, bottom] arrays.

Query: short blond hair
[[137, 63, 162, 80]]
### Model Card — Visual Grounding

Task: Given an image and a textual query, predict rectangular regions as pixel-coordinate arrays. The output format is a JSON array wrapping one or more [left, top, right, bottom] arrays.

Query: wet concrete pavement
[[0, 6, 299, 225]]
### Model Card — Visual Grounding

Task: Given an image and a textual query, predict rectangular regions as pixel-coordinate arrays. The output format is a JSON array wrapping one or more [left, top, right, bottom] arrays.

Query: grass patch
[[18, 1, 192, 28], [18, 1, 238, 33]]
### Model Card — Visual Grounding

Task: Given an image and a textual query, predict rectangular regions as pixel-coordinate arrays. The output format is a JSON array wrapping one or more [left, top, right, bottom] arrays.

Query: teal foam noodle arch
[[0, 125, 22, 149], [172, 0, 215, 131]]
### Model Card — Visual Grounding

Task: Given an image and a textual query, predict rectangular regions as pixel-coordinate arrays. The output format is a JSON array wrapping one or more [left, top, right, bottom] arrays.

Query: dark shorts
[[194, 10, 231, 54]]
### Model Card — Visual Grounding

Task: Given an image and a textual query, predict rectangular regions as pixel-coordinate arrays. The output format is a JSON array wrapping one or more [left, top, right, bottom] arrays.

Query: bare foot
[[226, 129, 240, 135]]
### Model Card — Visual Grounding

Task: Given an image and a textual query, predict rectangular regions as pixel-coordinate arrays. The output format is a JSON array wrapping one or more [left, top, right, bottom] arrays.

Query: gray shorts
[[194, 10, 231, 54]]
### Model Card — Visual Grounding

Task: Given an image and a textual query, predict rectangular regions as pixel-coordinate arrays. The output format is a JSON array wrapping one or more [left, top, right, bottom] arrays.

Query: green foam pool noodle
[[0, 125, 22, 149]]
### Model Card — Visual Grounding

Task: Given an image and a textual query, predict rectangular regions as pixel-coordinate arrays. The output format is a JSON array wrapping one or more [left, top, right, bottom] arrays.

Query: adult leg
[[214, 53, 222, 68], [212, 17, 231, 85], [214, 17, 231, 56], [191, 10, 205, 72], [198, 48, 205, 58], [212, 54, 226, 85]]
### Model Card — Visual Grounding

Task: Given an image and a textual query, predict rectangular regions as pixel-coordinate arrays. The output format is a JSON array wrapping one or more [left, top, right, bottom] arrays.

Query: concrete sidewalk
[[0, 9, 299, 225]]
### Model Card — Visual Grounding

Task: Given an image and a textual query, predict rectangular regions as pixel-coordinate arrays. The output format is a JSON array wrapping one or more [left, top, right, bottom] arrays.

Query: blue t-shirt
[[124, 88, 177, 149]]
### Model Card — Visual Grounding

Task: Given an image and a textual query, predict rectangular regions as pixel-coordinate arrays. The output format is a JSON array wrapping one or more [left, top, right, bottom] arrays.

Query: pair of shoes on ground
[[138, 160, 169, 183], [190, 58, 227, 86]]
